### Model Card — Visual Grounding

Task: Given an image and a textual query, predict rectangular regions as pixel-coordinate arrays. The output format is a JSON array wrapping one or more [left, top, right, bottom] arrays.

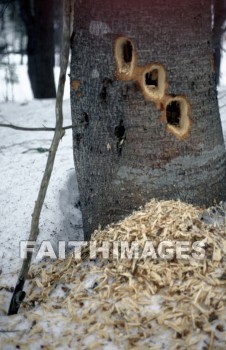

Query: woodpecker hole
[[123, 40, 133, 63], [166, 101, 181, 127], [115, 37, 136, 79], [140, 64, 166, 101], [145, 69, 158, 87], [164, 96, 191, 139]]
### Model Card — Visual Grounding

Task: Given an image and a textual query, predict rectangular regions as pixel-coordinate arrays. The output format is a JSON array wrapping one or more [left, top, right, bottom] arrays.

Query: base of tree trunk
[[70, 0, 226, 240]]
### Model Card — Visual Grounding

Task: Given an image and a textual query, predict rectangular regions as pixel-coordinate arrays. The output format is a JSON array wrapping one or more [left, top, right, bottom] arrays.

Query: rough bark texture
[[70, 0, 226, 240], [20, 0, 56, 99]]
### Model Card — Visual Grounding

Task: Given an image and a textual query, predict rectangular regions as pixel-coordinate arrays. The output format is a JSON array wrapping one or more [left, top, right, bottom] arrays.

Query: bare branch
[[0, 330, 22, 333], [8, 0, 73, 315], [0, 123, 74, 132], [0, 49, 27, 55]]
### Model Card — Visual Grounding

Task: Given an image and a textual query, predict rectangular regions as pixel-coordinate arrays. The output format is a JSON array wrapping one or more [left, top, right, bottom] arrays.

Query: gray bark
[[70, 0, 226, 240]]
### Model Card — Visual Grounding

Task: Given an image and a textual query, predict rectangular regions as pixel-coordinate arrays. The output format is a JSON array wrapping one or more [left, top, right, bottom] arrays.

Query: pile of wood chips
[[2, 200, 226, 349]]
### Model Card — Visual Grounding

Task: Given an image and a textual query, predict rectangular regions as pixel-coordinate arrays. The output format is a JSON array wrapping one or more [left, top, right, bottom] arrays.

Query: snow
[[0, 99, 83, 283], [0, 54, 70, 102], [0, 54, 226, 348]]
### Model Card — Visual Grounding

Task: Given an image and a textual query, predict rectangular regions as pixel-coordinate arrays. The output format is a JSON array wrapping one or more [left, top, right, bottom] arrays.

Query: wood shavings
[[2, 199, 226, 349]]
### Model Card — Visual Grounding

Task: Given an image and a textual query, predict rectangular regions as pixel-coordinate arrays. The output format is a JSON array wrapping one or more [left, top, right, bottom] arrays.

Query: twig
[[0, 123, 74, 132], [8, 0, 73, 315], [0, 49, 27, 55], [0, 330, 22, 333]]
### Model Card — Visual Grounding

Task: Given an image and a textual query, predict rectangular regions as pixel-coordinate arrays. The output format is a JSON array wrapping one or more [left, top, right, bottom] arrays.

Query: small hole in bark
[[166, 101, 181, 127], [123, 40, 133, 63], [83, 112, 89, 127], [145, 69, 158, 87], [99, 78, 113, 102], [114, 119, 126, 156], [100, 87, 107, 101], [115, 119, 125, 139], [75, 133, 82, 147]]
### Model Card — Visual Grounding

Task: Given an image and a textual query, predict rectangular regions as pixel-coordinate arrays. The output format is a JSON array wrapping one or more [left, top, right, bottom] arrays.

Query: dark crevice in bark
[[83, 112, 89, 128], [123, 40, 133, 63], [145, 69, 158, 87], [75, 133, 82, 147], [99, 78, 113, 101], [166, 101, 181, 127], [114, 119, 126, 156]]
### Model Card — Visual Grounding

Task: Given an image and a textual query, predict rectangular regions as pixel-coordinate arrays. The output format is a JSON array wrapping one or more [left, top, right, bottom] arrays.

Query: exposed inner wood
[[164, 96, 191, 139], [114, 38, 191, 139], [140, 64, 167, 101], [115, 37, 136, 79]]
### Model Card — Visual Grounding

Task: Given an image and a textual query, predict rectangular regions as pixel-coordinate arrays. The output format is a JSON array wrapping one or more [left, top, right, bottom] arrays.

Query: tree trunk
[[20, 0, 56, 99], [70, 0, 226, 240]]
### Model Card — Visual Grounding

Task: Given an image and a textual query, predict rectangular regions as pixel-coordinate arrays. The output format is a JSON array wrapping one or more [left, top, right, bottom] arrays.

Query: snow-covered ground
[[0, 54, 70, 102], [0, 99, 83, 283]]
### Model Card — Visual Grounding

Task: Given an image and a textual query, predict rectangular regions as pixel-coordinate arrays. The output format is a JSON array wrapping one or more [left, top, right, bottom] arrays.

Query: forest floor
[[0, 90, 225, 349]]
